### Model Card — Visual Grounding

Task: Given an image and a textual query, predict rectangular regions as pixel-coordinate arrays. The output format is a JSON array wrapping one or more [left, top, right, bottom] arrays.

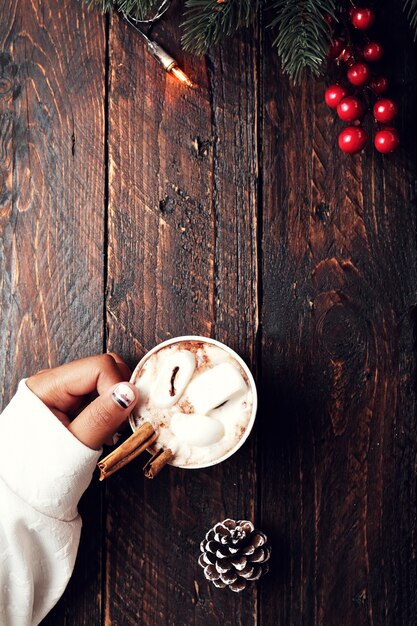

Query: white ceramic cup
[[129, 335, 258, 469]]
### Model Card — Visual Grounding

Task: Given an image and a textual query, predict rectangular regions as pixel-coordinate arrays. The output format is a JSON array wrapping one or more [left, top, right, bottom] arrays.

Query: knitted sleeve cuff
[[0, 380, 101, 521]]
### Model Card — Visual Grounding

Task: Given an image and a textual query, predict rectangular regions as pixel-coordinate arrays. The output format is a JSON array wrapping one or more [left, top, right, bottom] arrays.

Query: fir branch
[[403, 0, 417, 40], [83, 0, 160, 21], [181, 0, 257, 55], [117, 0, 160, 20], [268, 0, 335, 84], [83, 0, 416, 84], [83, 0, 115, 12]]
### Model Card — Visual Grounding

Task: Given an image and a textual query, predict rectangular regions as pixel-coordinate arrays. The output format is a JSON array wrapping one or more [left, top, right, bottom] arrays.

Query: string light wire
[[121, 2, 193, 87]]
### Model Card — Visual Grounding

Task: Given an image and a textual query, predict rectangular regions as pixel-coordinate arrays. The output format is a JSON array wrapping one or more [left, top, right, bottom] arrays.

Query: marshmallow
[[150, 350, 196, 408], [185, 362, 247, 414], [170, 413, 224, 447]]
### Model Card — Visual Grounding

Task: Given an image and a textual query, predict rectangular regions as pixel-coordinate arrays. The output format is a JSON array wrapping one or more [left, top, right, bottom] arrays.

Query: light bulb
[[147, 40, 193, 87], [170, 65, 193, 87]]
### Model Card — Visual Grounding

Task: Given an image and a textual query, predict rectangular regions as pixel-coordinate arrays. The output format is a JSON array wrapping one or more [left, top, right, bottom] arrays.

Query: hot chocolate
[[130, 337, 256, 468]]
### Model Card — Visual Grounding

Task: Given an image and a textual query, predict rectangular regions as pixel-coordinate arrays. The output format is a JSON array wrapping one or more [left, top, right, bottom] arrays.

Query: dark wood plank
[[260, 5, 417, 626], [105, 6, 258, 625], [0, 1, 106, 623]]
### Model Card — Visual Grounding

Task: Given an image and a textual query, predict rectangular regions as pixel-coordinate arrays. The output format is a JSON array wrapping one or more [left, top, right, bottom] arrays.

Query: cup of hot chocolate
[[129, 336, 257, 470]]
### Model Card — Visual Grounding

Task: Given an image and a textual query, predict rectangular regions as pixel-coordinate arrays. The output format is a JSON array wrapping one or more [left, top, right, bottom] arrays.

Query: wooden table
[[1, 1, 416, 624]]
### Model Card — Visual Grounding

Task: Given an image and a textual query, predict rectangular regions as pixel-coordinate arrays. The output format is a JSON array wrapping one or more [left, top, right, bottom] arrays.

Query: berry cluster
[[325, 5, 399, 155]]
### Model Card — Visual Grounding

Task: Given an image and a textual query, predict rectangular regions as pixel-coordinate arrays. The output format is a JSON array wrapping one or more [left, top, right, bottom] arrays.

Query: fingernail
[[112, 383, 136, 409]]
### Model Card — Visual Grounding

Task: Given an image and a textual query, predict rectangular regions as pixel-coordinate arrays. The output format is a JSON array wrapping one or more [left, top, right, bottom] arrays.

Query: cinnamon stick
[[143, 447, 174, 479], [98, 422, 157, 480]]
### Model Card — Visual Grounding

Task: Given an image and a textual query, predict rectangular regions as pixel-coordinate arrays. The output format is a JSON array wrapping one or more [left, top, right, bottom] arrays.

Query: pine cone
[[198, 518, 271, 592]]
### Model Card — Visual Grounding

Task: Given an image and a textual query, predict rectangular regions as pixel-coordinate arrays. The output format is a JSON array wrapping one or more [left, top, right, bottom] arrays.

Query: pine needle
[[403, 0, 417, 40], [268, 0, 336, 84], [83, 0, 115, 12], [181, 0, 257, 55], [117, 0, 160, 20], [83, 0, 160, 21], [83, 0, 416, 84]]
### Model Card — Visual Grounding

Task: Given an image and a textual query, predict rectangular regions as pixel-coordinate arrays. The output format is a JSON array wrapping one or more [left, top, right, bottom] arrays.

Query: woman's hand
[[26, 353, 138, 450]]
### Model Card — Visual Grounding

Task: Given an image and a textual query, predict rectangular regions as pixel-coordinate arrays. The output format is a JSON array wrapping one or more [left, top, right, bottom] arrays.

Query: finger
[[107, 352, 132, 381], [69, 355, 132, 420], [27, 354, 129, 413], [94, 354, 132, 443], [68, 382, 138, 450]]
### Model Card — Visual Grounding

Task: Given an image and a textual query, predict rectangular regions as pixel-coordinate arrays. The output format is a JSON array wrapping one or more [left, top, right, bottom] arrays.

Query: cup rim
[[129, 335, 258, 469]]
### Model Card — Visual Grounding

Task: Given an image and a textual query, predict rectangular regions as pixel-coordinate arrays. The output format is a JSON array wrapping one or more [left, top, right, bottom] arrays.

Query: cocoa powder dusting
[[173, 340, 205, 353], [177, 399, 194, 414]]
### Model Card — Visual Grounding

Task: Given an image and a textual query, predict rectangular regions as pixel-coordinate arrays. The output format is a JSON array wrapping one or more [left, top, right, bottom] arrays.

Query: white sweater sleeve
[[0, 380, 101, 626]]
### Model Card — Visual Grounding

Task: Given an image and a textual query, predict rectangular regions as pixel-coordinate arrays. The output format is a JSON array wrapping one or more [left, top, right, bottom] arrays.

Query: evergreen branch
[[83, 0, 160, 21], [118, 0, 160, 20], [181, 0, 257, 55], [403, 0, 417, 40], [267, 0, 335, 84], [83, 0, 115, 12], [83, 0, 416, 84]]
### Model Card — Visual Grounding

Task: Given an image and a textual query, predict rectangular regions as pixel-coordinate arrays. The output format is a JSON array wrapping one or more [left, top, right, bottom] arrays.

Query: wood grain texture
[[1, 0, 416, 623], [105, 5, 258, 625], [260, 3, 417, 625], [0, 1, 106, 624]]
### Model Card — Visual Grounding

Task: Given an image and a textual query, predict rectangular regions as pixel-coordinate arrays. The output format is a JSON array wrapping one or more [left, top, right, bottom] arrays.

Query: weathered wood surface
[[105, 7, 258, 625], [260, 5, 417, 625], [0, 0, 106, 624], [0, 0, 415, 624]]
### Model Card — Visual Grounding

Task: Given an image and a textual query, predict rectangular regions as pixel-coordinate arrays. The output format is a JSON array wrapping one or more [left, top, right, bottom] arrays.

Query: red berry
[[363, 42, 383, 62], [337, 97, 365, 122], [338, 126, 368, 153], [328, 38, 344, 59], [351, 8, 375, 30], [373, 98, 398, 123], [374, 128, 400, 153], [325, 84, 348, 108], [347, 63, 371, 86], [369, 76, 389, 94]]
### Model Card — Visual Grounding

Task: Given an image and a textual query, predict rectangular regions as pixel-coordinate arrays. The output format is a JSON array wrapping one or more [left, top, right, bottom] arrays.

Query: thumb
[[68, 382, 139, 450]]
